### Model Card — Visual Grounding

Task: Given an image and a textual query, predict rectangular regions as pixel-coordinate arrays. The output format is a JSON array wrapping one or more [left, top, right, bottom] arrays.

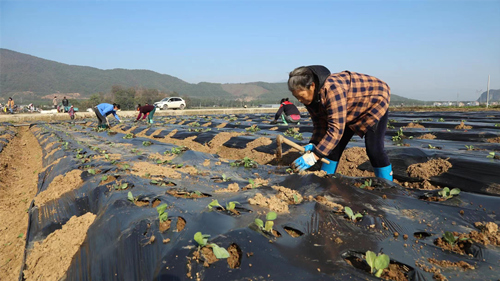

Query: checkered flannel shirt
[[306, 71, 390, 158]]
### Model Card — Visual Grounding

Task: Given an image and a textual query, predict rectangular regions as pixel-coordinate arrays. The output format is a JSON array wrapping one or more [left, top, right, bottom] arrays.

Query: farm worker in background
[[135, 104, 156, 124], [288, 65, 393, 181], [68, 105, 76, 120], [271, 98, 301, 125], [62, 96, 70, 112], [7, 97, 15, 114], [94, 103, 121, 129], [53, 96, 58, 109]]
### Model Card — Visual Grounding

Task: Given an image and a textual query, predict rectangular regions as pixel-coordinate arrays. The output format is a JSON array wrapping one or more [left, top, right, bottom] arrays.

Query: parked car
[[154, 97, 186, 110]]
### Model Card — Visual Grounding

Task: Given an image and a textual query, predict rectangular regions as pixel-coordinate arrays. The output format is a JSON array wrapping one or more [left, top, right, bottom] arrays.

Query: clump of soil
[[404, 122, 425, 128], [176, 217, 186, 232], [417, 133, 436, 140], [227, 244, 241, 269], [337, 147, 375, 177], [35, 169, 84, 207], [406, 158, 452, 179], [272, 185, 303, 204], [486, 136, 500, 143], [131, 162, 181, 179], [147, 152, 175, 163], [427, 258, 475, 270], [192, 245, 219, 267], [134, 199, 150, 207], [315, 196, 344, 212], [243, 178, 269, 189], [248, 193, 289, 213], [471, 222, 500, 246], [269, 127, 278, 131], [284, 227, 304, 237], [396, 179, 441, 190], [455, 121, 472, 130], [415, 260, 448, 281], [381, 263, 409, 281], [434, 232, 476, 255], [100, 175, 117, 185], [202, 159, 210, 166], [23, 212, 96, 281], [159, 219, 171, 232], [167, 189, 208, 199], [215, 183, 239, 193]]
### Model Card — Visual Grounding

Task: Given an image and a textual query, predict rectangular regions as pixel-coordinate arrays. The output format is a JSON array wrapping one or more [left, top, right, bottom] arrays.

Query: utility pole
[[486, 75, 490, 108], [457, 93, 459, 107]]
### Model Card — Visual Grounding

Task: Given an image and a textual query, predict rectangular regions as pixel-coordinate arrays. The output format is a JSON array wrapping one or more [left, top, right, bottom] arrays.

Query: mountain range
[[0, 48, 422, 104]]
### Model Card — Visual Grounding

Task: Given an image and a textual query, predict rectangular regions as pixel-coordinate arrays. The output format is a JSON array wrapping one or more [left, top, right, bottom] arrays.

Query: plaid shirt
[[306, 71, 390, 158]]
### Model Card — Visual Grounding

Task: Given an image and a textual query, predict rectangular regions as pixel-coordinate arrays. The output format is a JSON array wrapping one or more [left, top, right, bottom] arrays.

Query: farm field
[[1, 110, 499, 281]]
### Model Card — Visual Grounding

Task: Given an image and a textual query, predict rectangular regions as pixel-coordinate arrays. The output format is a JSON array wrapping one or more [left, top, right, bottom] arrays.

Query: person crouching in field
[[288, 65, 393, 181], [271, 98, 301, 125], [136, 104, 156, 124], [94, 103, 121, 129]]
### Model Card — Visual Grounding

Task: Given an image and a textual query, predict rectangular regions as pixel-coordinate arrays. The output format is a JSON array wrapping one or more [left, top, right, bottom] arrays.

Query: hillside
[[0, 48, 421, 104], [477, 89, 500, 102]]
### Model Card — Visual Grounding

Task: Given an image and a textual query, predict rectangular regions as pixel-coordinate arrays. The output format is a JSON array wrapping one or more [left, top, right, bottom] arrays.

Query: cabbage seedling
[[438, 187, 460, 199], [113, 183, 128, 190], [487, 152, 496, 159], [365, 250, 390, 277], [157, 203, 168, 222], [442, 231, 469, 246], [225, 201, 240, 211], [142, 141, 153, 147], [207, 199, 223, 210], [193, 232, 230, 259], [359, 179, 372, 189], [255, 211, 277, 233], [127, 191, 136, 203], [344, 206, 363, 221]]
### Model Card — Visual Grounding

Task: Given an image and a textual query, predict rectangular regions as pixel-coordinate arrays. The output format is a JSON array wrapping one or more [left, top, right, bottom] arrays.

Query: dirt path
[[0, 127, 43, 280]]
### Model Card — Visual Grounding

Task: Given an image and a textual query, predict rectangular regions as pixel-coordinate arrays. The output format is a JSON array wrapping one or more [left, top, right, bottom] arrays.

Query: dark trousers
[[94, 107, 106, 126], [327, 111, 390, 168]]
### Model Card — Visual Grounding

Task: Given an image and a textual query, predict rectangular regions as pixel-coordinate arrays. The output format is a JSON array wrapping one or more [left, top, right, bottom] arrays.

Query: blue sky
[[1, 0, 499, 101]]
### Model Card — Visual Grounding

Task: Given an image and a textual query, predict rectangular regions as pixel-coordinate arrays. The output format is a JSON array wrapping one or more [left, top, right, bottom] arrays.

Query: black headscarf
[[306, 65, 331, 103]]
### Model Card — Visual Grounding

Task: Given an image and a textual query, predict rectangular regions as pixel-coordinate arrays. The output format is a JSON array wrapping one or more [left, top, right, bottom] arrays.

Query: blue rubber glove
[[292, 153, 317, 172], [304, 143, 314, 152]]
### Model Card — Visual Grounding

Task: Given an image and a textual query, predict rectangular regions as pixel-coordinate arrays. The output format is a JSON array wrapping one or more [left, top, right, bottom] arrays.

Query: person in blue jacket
[[94, 103, 121, 128]]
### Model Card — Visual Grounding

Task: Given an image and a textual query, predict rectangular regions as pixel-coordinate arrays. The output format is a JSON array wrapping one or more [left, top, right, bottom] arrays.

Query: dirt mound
[[416, 134, 436, 140], [248, 193, 289, 213], [131, 162, 181, 179], [35, 169, 84, 207], [486, 137, 500, 143], [337, 147, 374, 177], [23, 212, 96, 281], [455, 121, 472, 130], [404, 122, 425, 128], [406, 158, 452, 179]]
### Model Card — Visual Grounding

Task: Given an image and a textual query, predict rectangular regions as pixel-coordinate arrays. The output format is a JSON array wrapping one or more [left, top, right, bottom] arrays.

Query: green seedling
[[365, 251, 390, 277], [438, 187, 460, 199], [123, 133, 134, 139], [17, 234, 23, 238], [286, 168, 294, 174], [245, 125, 261, 133], [247, 178, 258, 188], [122, 164, 130, 170], [495, 123, 500, 127], [110, 160, 117, 165], [188, 122, 200, 127], [142, 141, 153, 147], [165, 146, 188, 155], [193, 232, 230, 259], [344, 206, 363, 221], [207, 199, 223, 210], [487, 152, 496, 159], [113, 183, 128, 190], [437, 118, 445, 122], [104, 154, 110, 160], [428, 144, 436, 149], [88, 169, 97, 175], [230, 157, 258, 168], [221, 174, 230, 182], [465, 145, 474, 151], [391, 128, 404, 142], [157, 203, 168, 222], [127, 191, 136, 203], [254, 211, 277, 233], [442, 231, 469, 246], [225, 201, 240, 211], [63, 142, 69, 149], [387, 123, 395, 129], [101, 175, 108, 182], [284, 128, 304, 140], [359, 179, 373, 189]]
